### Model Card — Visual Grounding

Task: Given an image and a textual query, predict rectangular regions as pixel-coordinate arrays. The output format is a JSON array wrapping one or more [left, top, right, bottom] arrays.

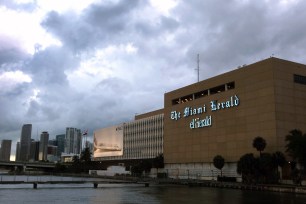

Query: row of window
[[294, 74, 306, 85], [122, 115, 164, 159], [172, 82, 235, 105]]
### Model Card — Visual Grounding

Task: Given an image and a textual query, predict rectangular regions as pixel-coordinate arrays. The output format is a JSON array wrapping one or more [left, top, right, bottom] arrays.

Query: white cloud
[[0, 6, 62, 54], [0, 70, 32, 92], [125, 43, 138, 54], [35, 0, 99, 14], [28, 88, 40, 103], [67, 43, 138, 92], [150, 0, 178, 16], [2, 0, 306, 157]]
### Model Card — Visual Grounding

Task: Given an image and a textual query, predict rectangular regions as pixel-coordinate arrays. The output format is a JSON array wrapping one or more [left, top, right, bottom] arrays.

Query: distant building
[[56, 134, 65, 157], [30, 140, 40, 161], [65, 128, 82, 154], [48, 139, 57, 146], [61, 153, 79, 162], [19, 124, 32, 161], [47, 145, 58, 162], [0, 140, 12, 161], [39, 131, 49, 161], [15, 142, 20, 161]]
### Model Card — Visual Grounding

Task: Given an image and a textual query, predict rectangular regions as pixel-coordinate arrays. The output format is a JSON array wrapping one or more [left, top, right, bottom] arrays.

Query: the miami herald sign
[[170, 95, 240, 129]]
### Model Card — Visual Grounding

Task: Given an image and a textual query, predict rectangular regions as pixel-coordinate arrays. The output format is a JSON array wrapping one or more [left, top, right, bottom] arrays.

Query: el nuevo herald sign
[[170, 95, 240, 129]]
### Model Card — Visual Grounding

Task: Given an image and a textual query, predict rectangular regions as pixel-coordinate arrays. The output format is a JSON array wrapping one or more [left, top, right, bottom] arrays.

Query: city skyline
[[8, 124, 90, 161], [2, 0, 306, 159]]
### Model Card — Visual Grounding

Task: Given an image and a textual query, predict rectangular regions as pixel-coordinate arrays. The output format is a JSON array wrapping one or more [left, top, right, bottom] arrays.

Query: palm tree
[[285, 129, 306, 168], [213, 155, 225, 177], [272, 151, 286, 168], [272, 151, 286, 181], [237, 153, 257, 183], [253, 136, 266, 156]]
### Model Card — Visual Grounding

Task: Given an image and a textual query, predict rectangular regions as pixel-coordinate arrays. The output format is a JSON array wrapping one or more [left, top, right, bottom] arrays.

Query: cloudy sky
[[1, 0, 306, 157]]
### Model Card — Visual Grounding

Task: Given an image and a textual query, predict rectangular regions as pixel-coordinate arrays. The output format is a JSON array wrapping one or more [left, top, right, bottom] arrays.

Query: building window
[[226, 82, 235, 90], [172, 98, 180, 105], [294, 74, 306, 85], [194, 89, 208, 99], [171, 81, 235, 105], [180, 94, 193, 103], [210, 85, 225, 95]]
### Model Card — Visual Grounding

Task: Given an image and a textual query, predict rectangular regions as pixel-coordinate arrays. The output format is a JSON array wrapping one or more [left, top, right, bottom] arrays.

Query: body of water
[[0, 176, 306, 204]]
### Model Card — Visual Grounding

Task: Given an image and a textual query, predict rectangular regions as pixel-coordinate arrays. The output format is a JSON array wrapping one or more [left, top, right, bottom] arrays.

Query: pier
[[0, 175, 150, 189], [1, 175, 305, 193]]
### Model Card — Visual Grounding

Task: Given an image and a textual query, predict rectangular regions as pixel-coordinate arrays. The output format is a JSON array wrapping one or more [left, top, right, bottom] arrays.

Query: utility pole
[[196, 54, 200, 82]]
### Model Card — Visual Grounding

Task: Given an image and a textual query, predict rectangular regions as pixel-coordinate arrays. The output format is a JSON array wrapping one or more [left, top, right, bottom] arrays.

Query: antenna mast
[[196, 54, 200, 82]]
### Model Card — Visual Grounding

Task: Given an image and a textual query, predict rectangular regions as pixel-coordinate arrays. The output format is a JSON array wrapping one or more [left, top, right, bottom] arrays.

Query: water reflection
[[0, 176, 306, 204]]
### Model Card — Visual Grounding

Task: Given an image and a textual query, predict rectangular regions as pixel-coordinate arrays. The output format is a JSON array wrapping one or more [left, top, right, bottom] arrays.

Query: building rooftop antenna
[[196, 54, 200, 82]]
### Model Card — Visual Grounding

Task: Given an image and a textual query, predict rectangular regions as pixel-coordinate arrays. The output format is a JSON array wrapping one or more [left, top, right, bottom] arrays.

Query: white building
[[93, 110, 164, 161], [65, 127, 82, 154], [123, 113, 163, 159]]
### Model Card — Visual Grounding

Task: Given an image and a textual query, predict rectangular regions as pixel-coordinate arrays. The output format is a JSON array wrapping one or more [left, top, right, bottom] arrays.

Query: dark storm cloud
[[174, 0, 306, 78], [3, 0, 306, 156], [41, 0, 145, 52], [269, 2, 306, 58], [25, 46, 78, 86], [0, 35, 29, 65], [0, 84, 31, 134]]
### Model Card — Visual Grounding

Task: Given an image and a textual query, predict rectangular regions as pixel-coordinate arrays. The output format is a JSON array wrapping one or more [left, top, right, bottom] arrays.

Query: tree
[[152, 154, 164, 169], [253, 136, 266, 156], [213, 155, 225, 177], [272, 151, 286, 181], [71, 155, 81, 173], [272, 151, 286, 168], [54, 163, 67, 173], [258, 153, 278, 183], [72, 155, 80, 164], [285, 129, 306, 168], [237, 153, 257, 183], [80, 147, 92, 163], [131, 159, 152, 177]]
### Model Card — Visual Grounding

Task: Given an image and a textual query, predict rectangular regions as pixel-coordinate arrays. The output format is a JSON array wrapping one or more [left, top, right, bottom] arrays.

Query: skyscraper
[[19, 124, 32, 161], [30, 140, 40, 161], [15, 142, 20, 161], [56, 134, 65, 157], [65, 127, 81, 154], [39, 131, 49, 161], [0, 140, 12, 161]]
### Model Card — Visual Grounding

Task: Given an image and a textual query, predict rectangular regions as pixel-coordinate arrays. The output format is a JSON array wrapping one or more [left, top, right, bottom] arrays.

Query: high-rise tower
[[39, 131, 49, 161], [19, 124, 32, 161], [65, 127, 81, 154], [56, 134, 65, 157], [0, 140, 12, 161]]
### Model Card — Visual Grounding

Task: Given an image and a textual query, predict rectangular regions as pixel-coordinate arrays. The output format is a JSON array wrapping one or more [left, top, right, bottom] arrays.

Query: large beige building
[[163, 57, 306, 178]]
